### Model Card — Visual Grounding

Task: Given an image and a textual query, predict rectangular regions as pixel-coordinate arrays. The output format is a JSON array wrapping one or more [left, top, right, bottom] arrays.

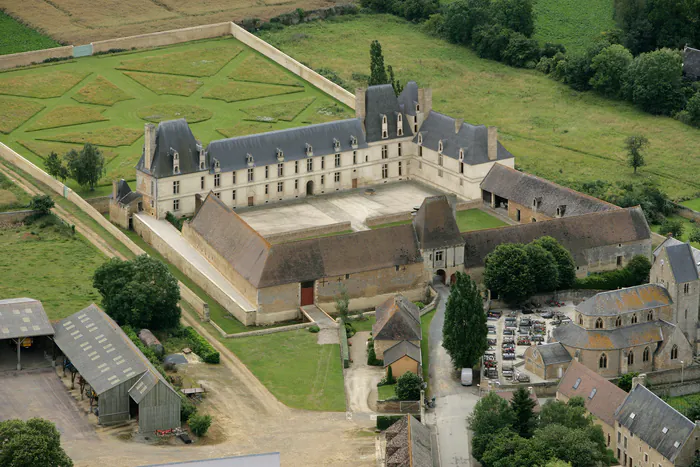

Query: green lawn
[[0, 171, 31, 212], [456, 209, 508, 232], [421, 309, 436, 384], [349, 315, 376, 332], [378, 383, 396, 400], [0, 215, 104, 320], [0, 12, 60, 56], [0, 37, 352, 199], [259, 15, 700, 200], [681, 198, 700, 212], [223, 330, 347, 411], [650, 214, 700, 250], [533, 0, 615, 54], [665, 393, 700, 415]]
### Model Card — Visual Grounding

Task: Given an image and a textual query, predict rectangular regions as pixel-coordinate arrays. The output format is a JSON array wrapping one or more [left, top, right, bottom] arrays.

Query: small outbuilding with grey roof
[[372, 294, 421, 360], [53, 304, 180, 432], [0, 298, 55, 371], [383, 340, 421, 379], [523, 342, 572, 380]]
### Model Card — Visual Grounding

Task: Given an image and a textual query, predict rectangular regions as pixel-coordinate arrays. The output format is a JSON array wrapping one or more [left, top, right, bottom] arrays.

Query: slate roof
[[398, 81, 419, 117], [462, 207, 651, 268], [552, 320, 669, 350], [137, 119, 201, 178], [535, 342, 572, 365], [412, 195, 463, 250], [383, 340, 422, 366], [412, 111, 514, 164], [385, 415, 432, 467], [137, 453, 281, 467], [684, 46, 700, 80], [576, 284, 672, 317], [0, 298, 54, 340], [557, 361, 627, 426], [114, 179, 141, 205], [206, 119, 368, 173], [480, 164, 618, 218], [188, 194, 423, 288], [364, 84, 412, 142], [53, 305, 177, 397], [615, 384, 696, 463], [653, 237, 700, 266], [665, 243, 699, 283], [373, 295, 422, 342]]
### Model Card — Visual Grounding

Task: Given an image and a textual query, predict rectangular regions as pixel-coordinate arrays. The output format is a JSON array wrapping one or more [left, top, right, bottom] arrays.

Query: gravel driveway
[[344, 331, 384, 413]]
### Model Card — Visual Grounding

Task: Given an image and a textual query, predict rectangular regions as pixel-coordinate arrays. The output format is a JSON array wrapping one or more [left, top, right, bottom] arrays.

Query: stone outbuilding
[[384, 415, 432, 467], [372, 295, 421, 360], [523, 342, 572, 380], [109, 179, 142, 230], [383, 340, 421, 378]]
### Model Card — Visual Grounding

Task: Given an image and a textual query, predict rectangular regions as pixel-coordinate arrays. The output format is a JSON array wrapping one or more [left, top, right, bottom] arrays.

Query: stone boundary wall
[[376, 400, 420, 414], [489, 288, 605, 309], [0, 46, 74, 71], [86, 196, 110, 214], [0, 210, 37, 223], [493, 380, 559, 397], [366, 211, 413, 227], [226, 322, 314, 338], [91, 22, 232, 54], [265, 221, 352, 243], [456, 199, 482, 211], [180, 286, 208, 320], [674, 203, 700, 222]]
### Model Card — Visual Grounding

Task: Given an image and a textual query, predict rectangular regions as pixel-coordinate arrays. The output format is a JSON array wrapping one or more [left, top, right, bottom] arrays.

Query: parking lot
[[483, 301, 576, 385]]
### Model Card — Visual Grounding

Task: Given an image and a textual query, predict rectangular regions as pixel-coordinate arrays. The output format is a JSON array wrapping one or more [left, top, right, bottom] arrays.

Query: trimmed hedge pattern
[[184, 326, 220, 364]]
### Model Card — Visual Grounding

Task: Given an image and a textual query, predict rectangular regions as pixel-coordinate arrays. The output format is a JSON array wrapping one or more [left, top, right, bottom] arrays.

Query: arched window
[[643, 346, 650, 362], [685, 309, 688, 320], [382, 115, 387, 125], [628, 350, 634, 365], [438, 140, 443, 153], [631, 314, 638, 324], [599, 353, 608, 369], [595, 318, 604, 329], [615, 316, 622, 327], [647, 311, 653, 321], [671, 345, 678, 360], [578, 314, 583, 325]]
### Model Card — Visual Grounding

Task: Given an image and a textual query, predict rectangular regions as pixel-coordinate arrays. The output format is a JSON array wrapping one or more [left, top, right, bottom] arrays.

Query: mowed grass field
[[260, 15, 700, 200], [0, 0, 338, 45], [0, 11, 59, 55], [533, 0, 615, 54], [0, 37, 352, 198]]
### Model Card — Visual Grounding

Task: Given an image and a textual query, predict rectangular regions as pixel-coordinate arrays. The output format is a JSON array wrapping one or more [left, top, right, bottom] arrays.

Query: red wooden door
[[301, 286, 314, 306]]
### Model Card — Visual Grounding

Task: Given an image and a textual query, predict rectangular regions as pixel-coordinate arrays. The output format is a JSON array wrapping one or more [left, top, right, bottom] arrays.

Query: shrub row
[[121, 325, 170, 382], [240, 4, 358, 32], [166, 211, 183, 231], [574, 255, 651, 290], [184, 326, 220, 364]]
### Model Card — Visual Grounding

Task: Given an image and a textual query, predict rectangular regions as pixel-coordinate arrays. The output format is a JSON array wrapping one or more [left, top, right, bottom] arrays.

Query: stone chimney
[[488, 126, 498, 161], [144, 123, 156, 172], [112, 179, 119, 201], [355, 88, 366, 121], [423, 87, 432, 116], [194, 193, 203, 217], [455, 118, 464, 134], [631, 373, 647, 390]]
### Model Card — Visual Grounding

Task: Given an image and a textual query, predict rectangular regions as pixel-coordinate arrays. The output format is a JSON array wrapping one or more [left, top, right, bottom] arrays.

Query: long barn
[[53, 304, 180, 433]]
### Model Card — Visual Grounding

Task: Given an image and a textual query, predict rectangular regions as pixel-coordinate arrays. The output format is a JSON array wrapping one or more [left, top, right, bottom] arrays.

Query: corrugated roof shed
[[557, 361, 627, 426], [373, 295, 421, 342], [137, 452, 281, 467], [480, 164, 618, 218], [553, 320, 667, 350], [665, 243, 699, 283], [412, 195, 463, 249], [383, 340, 422, 366], [576, 284, 672, 316], [615, 384, 695, 463], [0, 298, 54, 339], [412, 111, 513, 164], [462, 207, 651, 268]]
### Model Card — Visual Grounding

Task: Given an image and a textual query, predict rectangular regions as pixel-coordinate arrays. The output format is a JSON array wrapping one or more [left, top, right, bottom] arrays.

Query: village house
[[372, 294, 422, 361], [384, 415, 432, 467]]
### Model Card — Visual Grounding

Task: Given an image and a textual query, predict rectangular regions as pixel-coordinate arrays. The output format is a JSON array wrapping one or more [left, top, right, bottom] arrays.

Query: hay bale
[[138, 329, 164, 357]]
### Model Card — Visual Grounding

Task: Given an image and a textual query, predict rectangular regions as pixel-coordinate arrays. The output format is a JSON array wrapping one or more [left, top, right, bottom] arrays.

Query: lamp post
[[681, 360, 685, 385]]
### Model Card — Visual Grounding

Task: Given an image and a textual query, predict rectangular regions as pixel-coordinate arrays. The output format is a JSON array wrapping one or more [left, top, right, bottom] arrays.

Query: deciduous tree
[[29, 195, 54, 215], [442, 272, 488, 369], [44, 152, 68, 182], [525, 243, 559, 293], [625, 134, 649, 174], [395, 371, 422, 400], [0, 418, 73, 467], [64, 143, 106, 191], [484, 243, 534, 303], [590, 44, 633, 98], [532, 236, 577, 289], [659, 217, 684, 238], [623, 49, 684, 115], [469, 392, 516, 460]]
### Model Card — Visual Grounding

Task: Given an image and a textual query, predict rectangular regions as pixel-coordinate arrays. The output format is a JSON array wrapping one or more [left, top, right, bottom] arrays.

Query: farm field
[[0, 215, 104, 320], [259, 15, 700, 200], [650, 214, 700, 250], [532, 0, 615, 53], [0, 37, 352, 198], [0, 0, 339, 45], [0, 11, 59, 55]]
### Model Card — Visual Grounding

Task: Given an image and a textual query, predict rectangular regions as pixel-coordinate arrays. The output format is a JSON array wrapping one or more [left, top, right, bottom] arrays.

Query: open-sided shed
[[0, 298, 55, 371], [53, 304, 180, 432]]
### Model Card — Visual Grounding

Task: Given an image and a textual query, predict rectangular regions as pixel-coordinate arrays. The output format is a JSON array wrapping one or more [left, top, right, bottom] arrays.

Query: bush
[[377, 415, 404, 430], [344, 321, 356, 338], [184, 327, 220, 364], [689, 228, 700, 243], [590, 44, 633, 98], [502, 32, 540, 68], [188, 414, 212, 437], [472, 24, 511, 61], [578, 180, 673, 224], [413, 301, 425, 309], [180, 395, 197, 422], [396, 371, 422, 401], [367, 338, 383, 366], [659, 218, 684, 238], [623, 48, 684, 115], [30, 195, 54, 215], [684, 92, 700, 127], [166, 211, 183, 231], [574, 255, 651, 290], [308, 325, 320, 333], [617, 372, 639, 392], [316, 67, 351, 91]]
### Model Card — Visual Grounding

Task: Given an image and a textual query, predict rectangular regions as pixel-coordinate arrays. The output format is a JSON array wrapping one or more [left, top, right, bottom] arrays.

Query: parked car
[[520, 317, 532, 326], [540, 311, 554, 319], [515, 372, 531, 382], [461, 368, 473, 386]]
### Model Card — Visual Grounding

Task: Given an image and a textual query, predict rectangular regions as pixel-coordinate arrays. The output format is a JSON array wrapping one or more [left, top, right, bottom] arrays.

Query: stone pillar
[[144, 123, 155, 172], [454, 118, 464, 134], [355, 88, 366, 121], [16, 339, 21, 371], [488, 127, 498, 161]]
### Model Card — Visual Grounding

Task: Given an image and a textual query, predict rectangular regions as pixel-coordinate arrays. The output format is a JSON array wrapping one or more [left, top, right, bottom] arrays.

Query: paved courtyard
[[238, 181, 443, 234]]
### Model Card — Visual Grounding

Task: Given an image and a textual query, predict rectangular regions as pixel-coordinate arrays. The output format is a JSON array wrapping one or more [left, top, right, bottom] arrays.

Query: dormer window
[[276, 148, 284, 161], [397, 114, 403, 137], [416, 103, 420, 112], [556, 205, 566, 217], [533, 197, 542, 209], [438, 140, 443, 153], [213, 158, 221, 173], [197, 143, 205, 170], [305, 143, 313, 157], [381, 114, 388, 139], [246, 153, 254, 167], [333, 138, 340, 151], [458, 148, 464, 162], [350, 135, 358, 149], [417, 133, 423, 145], [382, 115, 387, 124], [172, 149, 180, 174]]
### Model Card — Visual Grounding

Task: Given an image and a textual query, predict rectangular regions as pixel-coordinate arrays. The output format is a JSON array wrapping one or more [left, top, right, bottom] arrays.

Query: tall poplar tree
[[442, 272, 488, 369], [369, 40, 389, 86]]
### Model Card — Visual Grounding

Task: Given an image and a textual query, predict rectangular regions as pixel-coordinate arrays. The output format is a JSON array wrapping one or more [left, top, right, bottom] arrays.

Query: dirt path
[[345, 331, 383, 413]]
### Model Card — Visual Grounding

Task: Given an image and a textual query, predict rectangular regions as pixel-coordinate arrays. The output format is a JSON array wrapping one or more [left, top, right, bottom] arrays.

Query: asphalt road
[[429, 284, 481, 467]]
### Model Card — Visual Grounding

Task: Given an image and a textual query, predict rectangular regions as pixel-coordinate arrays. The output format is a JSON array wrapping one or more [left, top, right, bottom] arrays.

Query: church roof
[[576, 284, 672, 317], [412, 195, 463, 250], [412, 111, 513, 164], [665, 243, 699, 284], [480, 164, 617, 218], [373, 294, 421, 342], [552, 320, 668, 350]]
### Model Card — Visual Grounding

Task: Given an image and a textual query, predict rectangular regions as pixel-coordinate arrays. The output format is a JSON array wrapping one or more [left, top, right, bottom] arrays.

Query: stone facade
[[387, 355, 420, 378]]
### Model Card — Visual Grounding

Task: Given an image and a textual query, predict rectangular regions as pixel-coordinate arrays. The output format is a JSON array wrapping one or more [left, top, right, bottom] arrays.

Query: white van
[[461, 368, 473, 386]]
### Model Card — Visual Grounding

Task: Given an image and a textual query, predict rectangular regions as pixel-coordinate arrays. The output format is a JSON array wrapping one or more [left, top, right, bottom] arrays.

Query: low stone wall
[[376, 400, 420, 414], [675, 203, 700, 222], [456, 199, 483, 211], [365, 211, 413, 227], [265, 221, 352, 243], [489, 288, 605, 309], [492, 380, 559, 397], [180, 285, 208, 320], [0, 46, 74, 71], [91, 23, 232, 54], [86, 196, 110, 214], [226, 322, 314, 338], [0, 210, 36, 223]]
